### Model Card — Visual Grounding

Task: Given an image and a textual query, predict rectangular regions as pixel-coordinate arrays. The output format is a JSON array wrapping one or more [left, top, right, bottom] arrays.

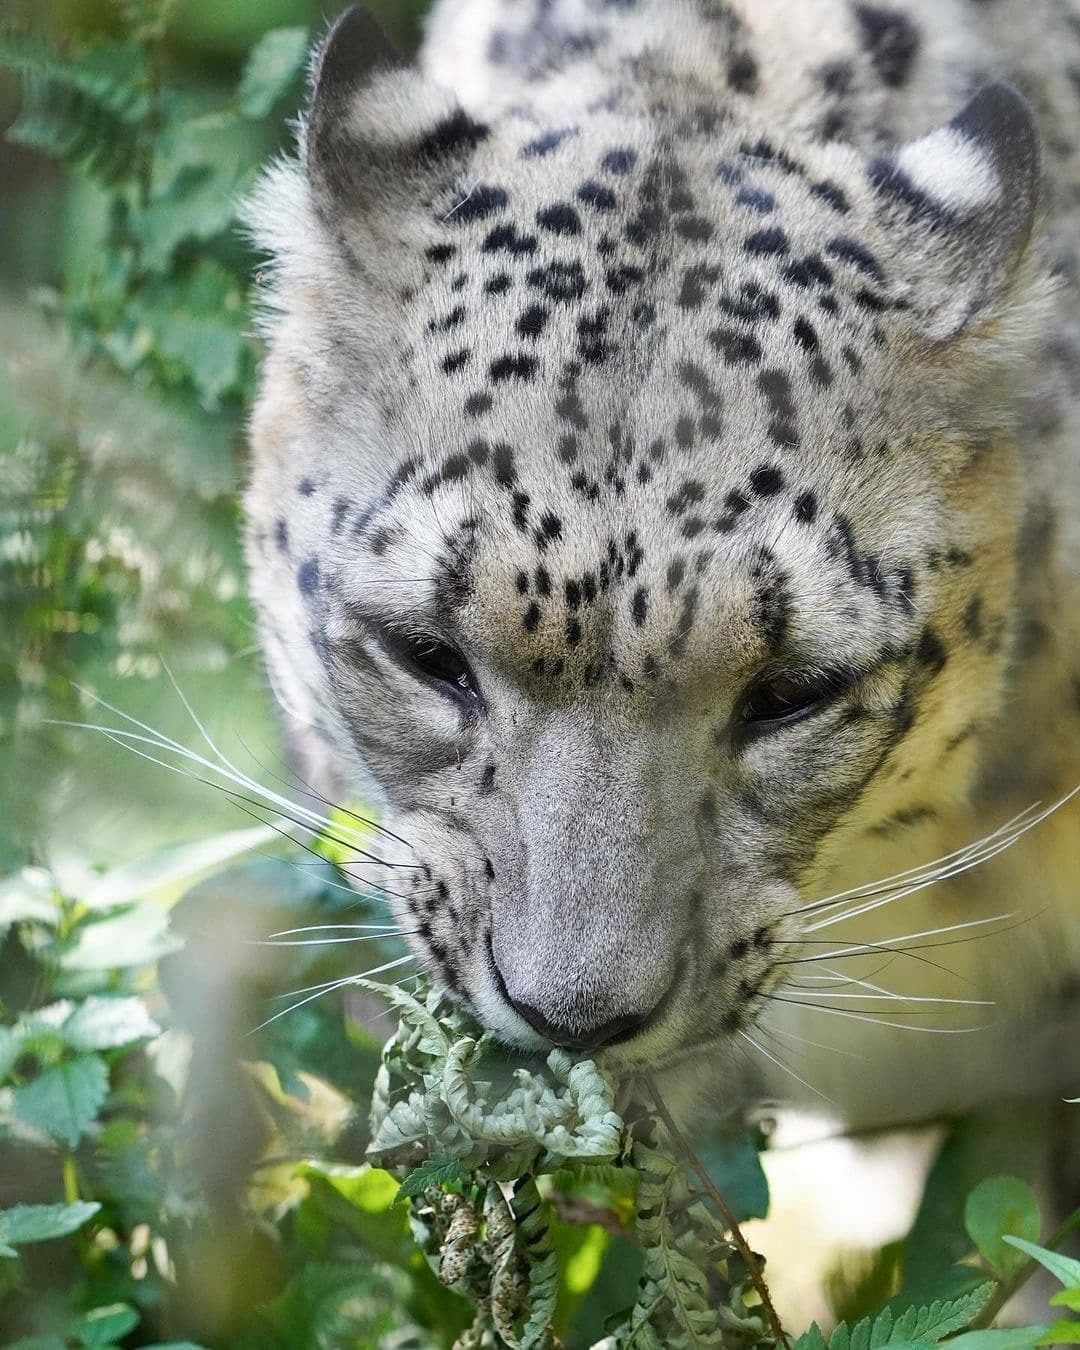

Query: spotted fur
[[246, 0, 1080, 1125]]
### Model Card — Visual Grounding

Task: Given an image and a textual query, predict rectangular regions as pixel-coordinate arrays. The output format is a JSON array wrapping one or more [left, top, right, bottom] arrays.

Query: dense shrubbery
[[0, 4, 1077, 1346]]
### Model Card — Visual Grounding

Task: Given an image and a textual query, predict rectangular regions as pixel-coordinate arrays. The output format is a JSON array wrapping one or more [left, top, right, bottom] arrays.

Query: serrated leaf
[[948, 1328, 1051, 1350], [794, 1324, 828, 1350], [396, 1155, 471, 1200], [1037, 1322, 1080, 1344], [965, 1178, 1041, 1278], [892, 1284, 995, 1341], [1003, 1237, 1080, 1290], [238, 27, 309, 118], [0, 1201, 100, 1251], [12, 1054, 109, 1146], [61, 996, 160, 1051], [60, 903, 182, 971]]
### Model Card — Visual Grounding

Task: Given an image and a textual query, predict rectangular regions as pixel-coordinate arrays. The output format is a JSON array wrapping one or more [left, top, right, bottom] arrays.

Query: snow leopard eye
[[737, 669, 852, 734], [380, 628, 483, 709]]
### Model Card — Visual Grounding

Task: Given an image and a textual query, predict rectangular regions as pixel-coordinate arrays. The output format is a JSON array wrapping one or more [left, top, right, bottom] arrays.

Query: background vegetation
[[0, 2, 1076, 1347]]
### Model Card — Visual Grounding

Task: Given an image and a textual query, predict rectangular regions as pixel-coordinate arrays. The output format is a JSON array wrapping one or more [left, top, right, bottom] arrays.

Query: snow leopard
[[245, 0, 1080, 1127]]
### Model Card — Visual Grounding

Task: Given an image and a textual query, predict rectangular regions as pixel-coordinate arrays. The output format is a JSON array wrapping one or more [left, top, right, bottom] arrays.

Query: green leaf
[[12, 1054, 109, 1146], [61, 903, 182, 971], [965, 1178, 1042, 1278], [0, 1201, 100, 1248], [127, 261, 250, 408], [794, 1324, 828, 1350], [947, 1328, 1051, 1350], [78, 824, 275, 910], [1051, 1292, 1080, 1314], [395, 1155, 471, 1201], [892, 1285, 995, 1342], [60, 996, 160, 1051], [69, 1303, 140, 1347], [1002, 1237, 1080, 1290], [238, 27, 310, 118], [696, 1131, 769, 1222], [1037, 1322, 1080, 1344]]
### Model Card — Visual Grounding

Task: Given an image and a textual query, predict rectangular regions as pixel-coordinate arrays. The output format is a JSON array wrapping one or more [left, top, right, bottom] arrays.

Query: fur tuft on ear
[[867, 82, 1040, 340]]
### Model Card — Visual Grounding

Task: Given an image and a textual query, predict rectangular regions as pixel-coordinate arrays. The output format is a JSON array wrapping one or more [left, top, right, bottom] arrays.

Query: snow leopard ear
[[304, 6, 487, 237], [868, 83, 1040, 341]]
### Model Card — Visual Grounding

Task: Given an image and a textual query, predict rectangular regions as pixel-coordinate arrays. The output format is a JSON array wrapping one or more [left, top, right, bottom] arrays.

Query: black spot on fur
[[537, 203, 582, 235], [744, 227, 789, 256], [465, 392, 493, 417], [517, 304, 549, 337], [854, 5, 920, 88], [528, 260, 588, 301], [826, 236, 885, 281], [490, 354, 538, 382], [451, 184, 508, 223], [632, 586, 648, 626], [297, 558, 319, 596], [750, 465, 785, 496], [522, 127, 575, 157], [601, 148, 636, 174], [578, 179, 617, 210], [482, 223, 537, 256], [719, 282, 780, 321], [727, 51, 759, 93], [916, 626, 948, 674], [794, 490, 818, 523], [711, 327, 763, 364]]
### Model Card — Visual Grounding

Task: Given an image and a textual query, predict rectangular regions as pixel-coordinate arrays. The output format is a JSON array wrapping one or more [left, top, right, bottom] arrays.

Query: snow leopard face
[[245, 7, 1045, 1076]]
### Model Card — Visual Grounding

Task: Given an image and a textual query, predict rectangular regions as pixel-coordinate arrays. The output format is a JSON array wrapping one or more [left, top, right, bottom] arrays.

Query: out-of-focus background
[[1, 3, 1073, 1348]]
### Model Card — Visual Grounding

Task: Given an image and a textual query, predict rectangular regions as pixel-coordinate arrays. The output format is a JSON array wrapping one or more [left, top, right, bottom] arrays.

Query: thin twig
[[644, 1076, 790, 1348], [969, 1205, 1080, 1330]]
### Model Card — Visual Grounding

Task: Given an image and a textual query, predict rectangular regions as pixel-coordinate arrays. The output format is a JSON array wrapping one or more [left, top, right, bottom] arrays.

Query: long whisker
[[251, 931, 419, 948], [790, 799, 1047, 920], [250, 953, 416, 1032], [163, 662, 412, 850], [806, 788, 1079, 933], [739, 1028, 831, 1101], [761, 993, 990, 1033]]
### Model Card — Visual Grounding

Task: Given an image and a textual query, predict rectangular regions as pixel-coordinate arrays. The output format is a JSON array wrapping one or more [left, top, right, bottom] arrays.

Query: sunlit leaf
[[61, 996, 161, 1051], [60, 904, 182, 971]]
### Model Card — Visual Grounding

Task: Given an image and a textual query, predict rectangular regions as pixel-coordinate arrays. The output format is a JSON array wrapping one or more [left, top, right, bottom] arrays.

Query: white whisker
[[251, 953, 416, 1032]]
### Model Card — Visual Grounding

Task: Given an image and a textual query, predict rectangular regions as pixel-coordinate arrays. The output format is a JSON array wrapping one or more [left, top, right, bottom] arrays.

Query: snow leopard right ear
[[304, 6, 488, 238], [867, 83, 1040, 342]]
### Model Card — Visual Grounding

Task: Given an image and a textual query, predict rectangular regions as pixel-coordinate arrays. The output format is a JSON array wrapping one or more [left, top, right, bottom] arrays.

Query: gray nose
[[504, 995, 656, 1051]]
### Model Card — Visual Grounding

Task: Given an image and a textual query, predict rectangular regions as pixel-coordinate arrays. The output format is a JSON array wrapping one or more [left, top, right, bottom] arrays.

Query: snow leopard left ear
[[868, 83, 1040, 341], [304, 6, 487, 245]]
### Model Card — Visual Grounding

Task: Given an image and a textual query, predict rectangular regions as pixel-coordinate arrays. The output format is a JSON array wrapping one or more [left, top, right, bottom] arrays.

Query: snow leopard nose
[[504, 993, 656, 1051]]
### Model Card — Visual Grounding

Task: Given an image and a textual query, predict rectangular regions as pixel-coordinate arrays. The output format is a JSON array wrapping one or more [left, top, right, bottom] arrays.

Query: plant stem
[[644, 1076, 790, 1349], [969, 1206, 1080, 1330], [62, 1152, 79, 1204]]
